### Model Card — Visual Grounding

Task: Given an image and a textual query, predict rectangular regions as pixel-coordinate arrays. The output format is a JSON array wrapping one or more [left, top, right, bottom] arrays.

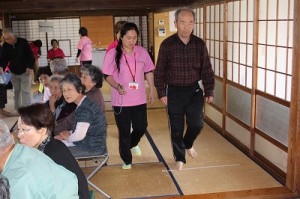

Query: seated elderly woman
[[17, 103, 89, 199], [54, 73, 107, 157], [80, 64, 105, 112], [47, 75, 77, 135], [0, 119, 78, 198]]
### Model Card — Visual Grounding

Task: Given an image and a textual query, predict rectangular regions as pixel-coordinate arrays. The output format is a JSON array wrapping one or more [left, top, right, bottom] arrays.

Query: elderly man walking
[[0, 28, 35, 111]]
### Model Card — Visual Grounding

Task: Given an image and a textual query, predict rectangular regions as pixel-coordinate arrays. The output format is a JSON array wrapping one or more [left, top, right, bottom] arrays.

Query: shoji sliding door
[[199, 0, 294, 183]]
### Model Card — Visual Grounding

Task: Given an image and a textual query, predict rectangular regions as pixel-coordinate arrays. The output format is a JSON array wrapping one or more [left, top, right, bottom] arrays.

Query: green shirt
[[3, 144, 79, 199]]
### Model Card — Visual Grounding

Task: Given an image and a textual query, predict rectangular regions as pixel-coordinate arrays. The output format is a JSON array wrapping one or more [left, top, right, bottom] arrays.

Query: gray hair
[[50, 58, 68, 75], [80, 64, 103, 88], [50, 74, 63, 83], [174, 7, 195, 22], [2, 28, 15, 36], [0, 174, 10, 199], [0, 120, 14, 151]]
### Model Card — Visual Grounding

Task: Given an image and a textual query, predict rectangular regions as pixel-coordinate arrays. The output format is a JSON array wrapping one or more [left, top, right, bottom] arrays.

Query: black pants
[[80, 60, 92, 67], [113, 104, 148, 165], [167, 83, 204, 163], [0, 84, 7, 109]]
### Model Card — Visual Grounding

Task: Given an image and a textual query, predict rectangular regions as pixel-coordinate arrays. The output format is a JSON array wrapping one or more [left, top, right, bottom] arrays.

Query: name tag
[[129, 82, 139, 90]]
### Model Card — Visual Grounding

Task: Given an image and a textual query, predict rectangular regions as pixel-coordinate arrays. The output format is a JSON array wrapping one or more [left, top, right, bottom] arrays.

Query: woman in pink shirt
[[76, 27, 92, 67], [103, 22, 155, 170]]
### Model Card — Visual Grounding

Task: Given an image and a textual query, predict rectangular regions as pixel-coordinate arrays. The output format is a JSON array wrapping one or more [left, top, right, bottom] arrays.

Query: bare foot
[[187, 147, 198, 158], [175, 161, 184, 170]]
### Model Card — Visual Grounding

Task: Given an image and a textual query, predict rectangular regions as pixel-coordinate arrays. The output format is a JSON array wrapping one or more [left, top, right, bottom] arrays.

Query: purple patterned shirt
[[154, 34, 215, 98]]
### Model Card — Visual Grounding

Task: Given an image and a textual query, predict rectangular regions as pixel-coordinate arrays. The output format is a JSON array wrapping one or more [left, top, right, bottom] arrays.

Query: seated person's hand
[[33, 90, 39, 95], [49, 94, 59, 104], [54, 130, 70, 140], [49, 95, 59, 112], [26, 68, 33, 75]]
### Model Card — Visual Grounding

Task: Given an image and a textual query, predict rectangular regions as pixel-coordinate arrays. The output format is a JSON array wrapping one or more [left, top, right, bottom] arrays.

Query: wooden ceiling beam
[[0, 0, 194, 13]]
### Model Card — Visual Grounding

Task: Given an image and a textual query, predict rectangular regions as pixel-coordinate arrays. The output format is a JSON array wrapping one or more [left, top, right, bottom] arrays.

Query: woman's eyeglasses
[[13, 128, 32, 136]]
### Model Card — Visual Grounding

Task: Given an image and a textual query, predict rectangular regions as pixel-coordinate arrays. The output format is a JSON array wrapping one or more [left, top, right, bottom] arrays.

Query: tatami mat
[[147, 109, 282, 195], [83, 162, 180, 199], [1, 82, 283, 199]]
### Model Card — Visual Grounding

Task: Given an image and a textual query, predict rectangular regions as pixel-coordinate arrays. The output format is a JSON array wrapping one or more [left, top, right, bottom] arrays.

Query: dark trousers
[[80, 60, 92, 67], [113, 103, 148, 165], [167, 83, 204, 163], [0, 84, 7, 109]]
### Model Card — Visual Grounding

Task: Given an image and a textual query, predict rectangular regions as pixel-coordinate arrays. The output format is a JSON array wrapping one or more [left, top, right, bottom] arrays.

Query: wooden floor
[[2, 82, 299, 199]]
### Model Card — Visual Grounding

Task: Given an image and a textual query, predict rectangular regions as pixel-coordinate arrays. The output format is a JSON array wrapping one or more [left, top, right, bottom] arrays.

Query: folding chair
[[70, 148, 111, 199]]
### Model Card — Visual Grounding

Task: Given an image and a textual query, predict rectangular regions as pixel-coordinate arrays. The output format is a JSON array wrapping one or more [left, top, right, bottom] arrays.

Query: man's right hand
[[159, 96, 168, 105]]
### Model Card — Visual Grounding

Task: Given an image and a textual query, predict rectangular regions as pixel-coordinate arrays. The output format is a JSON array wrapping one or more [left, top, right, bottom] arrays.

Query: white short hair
[[50, 58, 68, 75]]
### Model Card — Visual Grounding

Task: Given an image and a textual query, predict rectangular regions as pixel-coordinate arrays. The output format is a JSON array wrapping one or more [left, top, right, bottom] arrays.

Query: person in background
[[76, 27, 92, 66], [154, 8, 215, 170], [54, 74, 107, 159], [0, 174, 10, 199], [0, 119, 79, 199], [50, 57, 69, 76], [36, 66, 52, 103], [105, 20, 127, 54], [47, 75, 77, 135], [80, 64, 105, 113], [0, 28, 35, 111], [47, 39, 65, 63], [17, 103, 89, 199], [102, 22, 155, 170], [29, 39, 42, 83], [0, 29, 13, 118]]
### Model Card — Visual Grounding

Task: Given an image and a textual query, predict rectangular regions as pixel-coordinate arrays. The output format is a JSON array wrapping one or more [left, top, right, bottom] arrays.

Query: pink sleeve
[[77, 38, 84, 50], [143, 48, 155, 72], [102, 50, 117, 75], [106, 43, 114, 54]]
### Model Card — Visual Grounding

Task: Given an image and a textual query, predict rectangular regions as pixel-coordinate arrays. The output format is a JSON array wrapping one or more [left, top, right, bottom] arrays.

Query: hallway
[[1, 82, 295, 198]]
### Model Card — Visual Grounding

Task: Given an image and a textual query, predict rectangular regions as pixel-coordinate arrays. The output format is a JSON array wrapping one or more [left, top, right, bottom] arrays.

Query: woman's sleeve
[[143, 48, 155, 72], [60, 49, 66, 58], [47, 50, 52, 59], [102, 50, 116, 75], [68, 122, 90, 142]]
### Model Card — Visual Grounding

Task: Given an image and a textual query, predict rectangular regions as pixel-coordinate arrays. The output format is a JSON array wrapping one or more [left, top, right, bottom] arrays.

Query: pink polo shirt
[[102, 45, 154, 107], [77, 36, 92, 61]]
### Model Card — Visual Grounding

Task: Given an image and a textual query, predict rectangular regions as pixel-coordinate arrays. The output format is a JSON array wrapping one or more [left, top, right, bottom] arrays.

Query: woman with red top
[[47, 39, 65, 63], [29, 39, 42, 83]]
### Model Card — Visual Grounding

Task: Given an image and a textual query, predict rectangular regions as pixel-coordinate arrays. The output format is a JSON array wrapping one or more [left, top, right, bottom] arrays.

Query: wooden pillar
[[250, 0, 259, 155], [286, 0, 300, 194], [3, 13, 11, 28], [222, 0, 228, 133]]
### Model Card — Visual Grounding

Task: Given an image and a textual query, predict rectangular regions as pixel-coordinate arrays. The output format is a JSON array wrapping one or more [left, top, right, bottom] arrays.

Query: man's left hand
[[205, 96, 214, 103], [26, 68, 33, 75]]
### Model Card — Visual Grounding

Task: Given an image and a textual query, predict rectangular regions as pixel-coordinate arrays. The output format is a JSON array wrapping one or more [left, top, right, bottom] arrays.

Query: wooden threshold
[[159, 187, 299, 199]]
